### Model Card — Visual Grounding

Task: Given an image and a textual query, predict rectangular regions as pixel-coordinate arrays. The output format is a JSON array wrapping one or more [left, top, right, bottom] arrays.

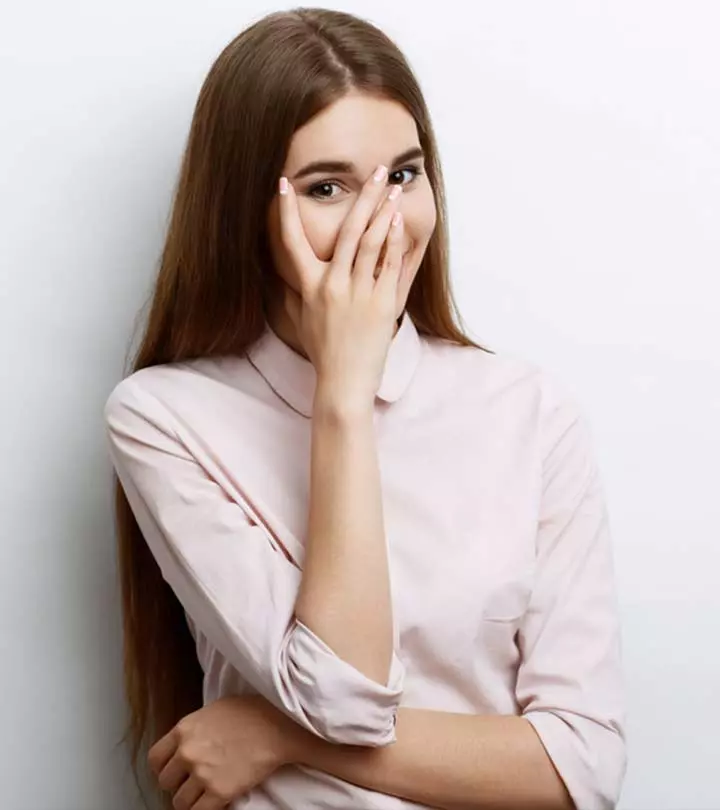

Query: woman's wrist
[[268, 700, 349, 770], [275, 711, 325, 766], [313, 379, 375, 424]]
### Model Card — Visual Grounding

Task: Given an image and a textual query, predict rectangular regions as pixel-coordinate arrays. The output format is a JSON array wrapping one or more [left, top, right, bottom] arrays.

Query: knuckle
[[359, 230, 383, 253], [176, 742, 194, 763], [175, 717, 191, 734], [321, 288, 341, 307], [214, 785, 234, 803], [321, 278, 345, 301]]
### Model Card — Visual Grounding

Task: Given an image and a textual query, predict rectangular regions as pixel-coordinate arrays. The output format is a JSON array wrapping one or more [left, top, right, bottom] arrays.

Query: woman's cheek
[[297, 201, 349, 263], [412, 181, 438, 237]]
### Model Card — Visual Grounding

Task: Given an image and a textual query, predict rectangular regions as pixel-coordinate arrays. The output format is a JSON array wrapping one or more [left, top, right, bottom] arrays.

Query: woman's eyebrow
[[291, 147, 425, 181]]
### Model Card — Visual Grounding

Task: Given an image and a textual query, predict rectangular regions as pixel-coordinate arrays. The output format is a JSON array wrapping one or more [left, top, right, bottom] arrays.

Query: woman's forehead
[[284, 94, 419, 176]]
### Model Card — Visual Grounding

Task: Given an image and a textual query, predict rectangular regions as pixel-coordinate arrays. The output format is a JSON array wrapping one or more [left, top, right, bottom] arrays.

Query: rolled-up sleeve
[[516, 386, 627, 810], [103, 377, 403, 746]]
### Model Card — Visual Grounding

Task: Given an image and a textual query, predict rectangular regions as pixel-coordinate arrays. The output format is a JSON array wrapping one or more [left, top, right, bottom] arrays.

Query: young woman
[[104, 8, 626, 810]]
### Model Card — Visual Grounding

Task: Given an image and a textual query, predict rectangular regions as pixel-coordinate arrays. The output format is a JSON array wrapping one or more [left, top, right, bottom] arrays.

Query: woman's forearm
[[297, 707, 574, 810], [293, 384, 394, 685]]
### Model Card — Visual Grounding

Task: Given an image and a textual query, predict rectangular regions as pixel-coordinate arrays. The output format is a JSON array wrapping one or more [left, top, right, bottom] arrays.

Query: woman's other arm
[[298, 708, 573, 810]]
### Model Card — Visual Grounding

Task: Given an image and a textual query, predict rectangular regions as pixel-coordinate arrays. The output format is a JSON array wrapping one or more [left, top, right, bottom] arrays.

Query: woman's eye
[[388, 165, 423, 186], [307, 182, 343, 201], [307, 165, 423, 202]]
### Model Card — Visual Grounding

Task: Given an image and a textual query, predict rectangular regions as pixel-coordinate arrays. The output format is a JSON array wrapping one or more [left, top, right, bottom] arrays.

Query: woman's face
[[266, 91, 437, 320]]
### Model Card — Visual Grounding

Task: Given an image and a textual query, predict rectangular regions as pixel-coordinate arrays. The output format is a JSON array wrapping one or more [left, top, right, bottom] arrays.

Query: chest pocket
[[477, 546, 534, 623], [393, 526, 534, 656]]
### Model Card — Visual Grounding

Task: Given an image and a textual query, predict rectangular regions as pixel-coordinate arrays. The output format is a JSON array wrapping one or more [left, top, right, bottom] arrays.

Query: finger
[[354, 185, 403, 290], [192, 790, 229, 810], [157, 752, 191, 794], [374, 211, 404, 296], [277, 177, 322, 293], [147, 732, 177, 776], [170, 773, 204, 808], [380, 210, 404, 276], [330, 164, 391, 276]]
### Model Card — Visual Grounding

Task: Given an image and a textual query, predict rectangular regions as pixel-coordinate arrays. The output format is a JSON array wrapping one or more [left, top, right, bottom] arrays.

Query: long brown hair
[[112, 7, 494, 809]]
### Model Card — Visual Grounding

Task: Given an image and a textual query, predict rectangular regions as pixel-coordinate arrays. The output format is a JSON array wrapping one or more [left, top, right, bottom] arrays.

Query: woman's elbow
[[273, 619, 405, 745]]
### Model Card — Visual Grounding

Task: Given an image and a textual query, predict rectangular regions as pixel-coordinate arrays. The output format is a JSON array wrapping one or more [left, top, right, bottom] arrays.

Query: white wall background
[[1, 2, 717, 808]]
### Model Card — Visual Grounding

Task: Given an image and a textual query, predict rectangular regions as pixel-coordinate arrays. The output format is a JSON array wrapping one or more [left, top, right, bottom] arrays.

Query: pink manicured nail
[[279, 177, 289, 195], [374, 165, 388, 182], [392, 211, 403, 228], [388, 184, 402, 201]]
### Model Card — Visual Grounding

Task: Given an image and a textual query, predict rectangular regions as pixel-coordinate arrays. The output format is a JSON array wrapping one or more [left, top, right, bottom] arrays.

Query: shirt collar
[[246, 310, 422, 418]]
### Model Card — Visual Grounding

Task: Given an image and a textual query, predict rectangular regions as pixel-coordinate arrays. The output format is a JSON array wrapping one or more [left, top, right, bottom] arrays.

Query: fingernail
[[392, 211, 403, 228], [373, 165, 388, 182], [388, 184, 402, 201], [279, 177, 289, 195]]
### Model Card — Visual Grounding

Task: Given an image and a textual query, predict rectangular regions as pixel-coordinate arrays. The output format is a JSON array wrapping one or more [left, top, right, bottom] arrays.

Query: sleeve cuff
[[278, 617, 404, 746], [524, 710, 626, 810]]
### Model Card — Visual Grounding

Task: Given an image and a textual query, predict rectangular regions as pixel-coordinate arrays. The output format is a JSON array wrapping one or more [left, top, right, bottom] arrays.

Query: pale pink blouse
[[103, 311, 626, 810]]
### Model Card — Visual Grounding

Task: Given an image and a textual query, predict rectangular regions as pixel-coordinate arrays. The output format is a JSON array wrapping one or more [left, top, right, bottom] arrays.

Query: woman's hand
[[277, 165, 405, 409], [147, 694, 303, 810]]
